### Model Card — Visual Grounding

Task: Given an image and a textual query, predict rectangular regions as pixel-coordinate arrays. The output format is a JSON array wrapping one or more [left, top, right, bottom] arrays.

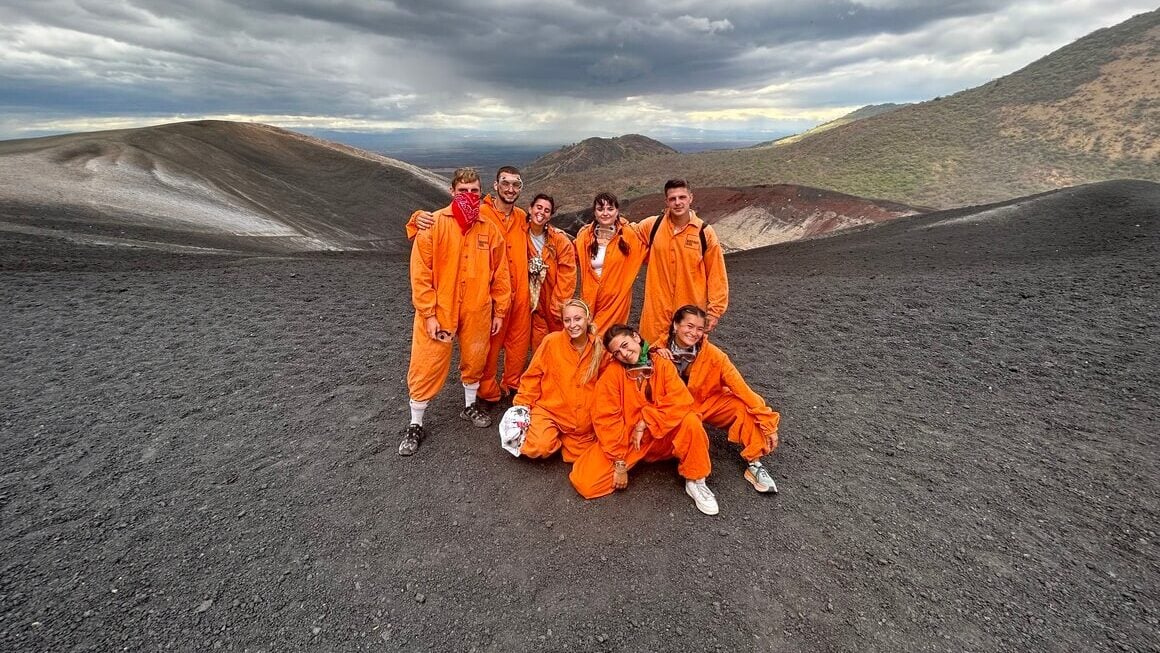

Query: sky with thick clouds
[[0, 0, 1154, 143]]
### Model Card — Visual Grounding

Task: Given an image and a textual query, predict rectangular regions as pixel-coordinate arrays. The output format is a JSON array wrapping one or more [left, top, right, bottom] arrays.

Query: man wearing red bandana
[[407, 166, 534, 410], [400, 168, 512, 456]]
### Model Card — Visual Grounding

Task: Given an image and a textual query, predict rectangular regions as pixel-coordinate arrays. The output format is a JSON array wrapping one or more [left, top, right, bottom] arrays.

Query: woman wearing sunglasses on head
[[573, 192, 648, 337], [654, 305, 781, 493], [568, 324, 719, 515], [502, 299, 605, 462]]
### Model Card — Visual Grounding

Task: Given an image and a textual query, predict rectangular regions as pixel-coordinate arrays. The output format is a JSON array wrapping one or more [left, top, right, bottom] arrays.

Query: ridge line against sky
[[0, 1, 1155, 145]]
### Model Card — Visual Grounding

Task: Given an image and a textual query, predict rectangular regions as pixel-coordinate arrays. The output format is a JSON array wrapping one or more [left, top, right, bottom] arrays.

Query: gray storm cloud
[[0, 0, 1154, 138]]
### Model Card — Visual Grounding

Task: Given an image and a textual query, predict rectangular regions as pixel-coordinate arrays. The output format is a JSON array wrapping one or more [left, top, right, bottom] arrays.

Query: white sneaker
[[685, 478, 719, 515]]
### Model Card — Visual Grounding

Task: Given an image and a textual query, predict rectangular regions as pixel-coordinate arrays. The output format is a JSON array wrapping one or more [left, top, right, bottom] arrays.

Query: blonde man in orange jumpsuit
[[399, 168, 511, 456], [637, 179, 729, 344], [526, 194, 577, 353], [568, 324, 719, 515], [574, 192, 647, 337], [508, 299, 604, 461], [655, 305, 781, 493]]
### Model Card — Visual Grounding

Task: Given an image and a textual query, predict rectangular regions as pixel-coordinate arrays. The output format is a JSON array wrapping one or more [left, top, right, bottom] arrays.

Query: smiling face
[[593, 199, 619, 226], [607, 332, 643, 365], [673, 312, 707, 349], [530, 197, 554, 227], [494, 172, 523, 204], [561, 304, 589, 341], [665, 186, 693, 220]]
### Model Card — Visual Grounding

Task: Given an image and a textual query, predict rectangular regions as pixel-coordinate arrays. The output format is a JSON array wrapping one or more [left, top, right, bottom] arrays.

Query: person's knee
[[521, 435, 560, 459], [569, 466, 613, 499], [570, 477, 612, 500], [561, 434, 596, 463]]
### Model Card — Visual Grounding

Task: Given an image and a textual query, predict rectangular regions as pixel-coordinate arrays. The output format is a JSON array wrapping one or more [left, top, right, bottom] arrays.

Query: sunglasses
[[625, 364, 653, 381]]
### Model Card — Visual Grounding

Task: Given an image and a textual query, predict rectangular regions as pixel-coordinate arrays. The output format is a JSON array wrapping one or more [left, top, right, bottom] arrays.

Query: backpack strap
[[651, 212, 709, 256]]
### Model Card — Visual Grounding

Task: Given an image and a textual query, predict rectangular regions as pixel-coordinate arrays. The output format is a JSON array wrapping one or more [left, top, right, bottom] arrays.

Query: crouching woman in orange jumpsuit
[[655, 305, 781, 493], [506, 299, 604, 461], [568, 324, 719, 515]]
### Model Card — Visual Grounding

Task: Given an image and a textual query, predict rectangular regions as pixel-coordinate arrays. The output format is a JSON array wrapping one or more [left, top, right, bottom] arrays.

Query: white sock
[[463, 382, 479, 407], [409, 398, 428, 426]]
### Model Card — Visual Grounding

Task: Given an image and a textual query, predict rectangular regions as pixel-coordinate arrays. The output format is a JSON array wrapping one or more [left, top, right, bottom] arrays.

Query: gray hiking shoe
[[399, 424, 423, 456], [745, 461, 779, 493], [460, 402, 492, 428]]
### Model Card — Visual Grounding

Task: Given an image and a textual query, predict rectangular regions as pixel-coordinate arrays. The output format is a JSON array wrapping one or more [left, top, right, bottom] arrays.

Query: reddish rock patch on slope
[[558, 184, 925, 251]]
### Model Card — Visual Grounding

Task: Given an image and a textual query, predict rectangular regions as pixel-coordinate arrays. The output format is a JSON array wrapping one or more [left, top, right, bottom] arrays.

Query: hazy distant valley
[[344, 137, 770, 181], [0, 10, 1155, 256]]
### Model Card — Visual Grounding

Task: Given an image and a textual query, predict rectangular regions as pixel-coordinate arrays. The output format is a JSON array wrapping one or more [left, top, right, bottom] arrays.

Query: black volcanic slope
[[0, 180, 1156, 651], [0, 121, 449, 254]]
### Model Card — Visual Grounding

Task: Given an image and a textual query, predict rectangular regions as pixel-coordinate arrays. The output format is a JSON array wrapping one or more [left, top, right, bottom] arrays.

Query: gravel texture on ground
[[1, 180, 1157, 652]]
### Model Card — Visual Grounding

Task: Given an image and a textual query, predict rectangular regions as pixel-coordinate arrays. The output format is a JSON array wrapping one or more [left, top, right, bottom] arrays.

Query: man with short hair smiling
[[399, 167, 511, 456], [637, 179, 729, 343], [476, 166, 533, 407]]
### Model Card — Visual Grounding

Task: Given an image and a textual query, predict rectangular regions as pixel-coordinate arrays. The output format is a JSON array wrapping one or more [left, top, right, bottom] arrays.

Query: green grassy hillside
[[539, 9, 1159, 211]]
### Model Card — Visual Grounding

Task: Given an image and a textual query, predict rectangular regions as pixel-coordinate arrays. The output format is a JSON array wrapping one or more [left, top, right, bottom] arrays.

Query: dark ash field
[[1, 180, 1157, 652]]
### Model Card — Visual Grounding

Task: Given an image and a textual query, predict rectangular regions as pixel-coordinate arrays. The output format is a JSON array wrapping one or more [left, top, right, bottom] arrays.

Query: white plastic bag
[[499, 405, 531, 457]]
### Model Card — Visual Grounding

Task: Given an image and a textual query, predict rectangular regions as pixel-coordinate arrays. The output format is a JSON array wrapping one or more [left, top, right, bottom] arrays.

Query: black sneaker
[[459, 403, 492, 428], [398, 424, 423, 456], [500, 387, 519, 408]]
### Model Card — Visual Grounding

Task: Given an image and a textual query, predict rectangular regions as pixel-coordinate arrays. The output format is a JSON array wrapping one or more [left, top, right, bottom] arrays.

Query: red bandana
[[451, 192, 481, 234]]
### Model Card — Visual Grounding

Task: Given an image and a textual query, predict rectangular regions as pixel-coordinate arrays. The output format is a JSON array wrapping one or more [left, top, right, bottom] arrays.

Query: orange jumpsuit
[[512, 331, 602, 462], [659, 337, 780, 461], [479, 195, 532, 400], [569, 356, 711, 499], [574, 218, 647, 337], [637, 210, 729, 343], [407, 205, 511, 402], [529, 226, 578, 352]]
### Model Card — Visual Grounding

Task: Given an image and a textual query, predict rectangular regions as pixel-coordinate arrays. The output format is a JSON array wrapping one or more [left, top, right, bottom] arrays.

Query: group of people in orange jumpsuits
[[400, 166, 780, 516]]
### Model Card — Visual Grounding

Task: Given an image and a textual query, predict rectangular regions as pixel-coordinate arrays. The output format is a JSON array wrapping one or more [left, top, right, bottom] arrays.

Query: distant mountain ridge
[[522, 134, 677, 183], [0, 121, 449, 253], [536, 9, 1160, 211], [752, 103, 908, 148]]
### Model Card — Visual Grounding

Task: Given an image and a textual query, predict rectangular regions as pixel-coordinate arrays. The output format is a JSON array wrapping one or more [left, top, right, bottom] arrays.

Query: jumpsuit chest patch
[[684, 235, 700, 249], [477, 236, 490, 249]]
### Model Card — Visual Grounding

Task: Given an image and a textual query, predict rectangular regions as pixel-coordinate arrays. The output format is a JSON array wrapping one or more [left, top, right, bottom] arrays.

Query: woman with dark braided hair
[[573, 193, 647, 336], [568, 324, 719, 515], [654, 305, 781, 493]]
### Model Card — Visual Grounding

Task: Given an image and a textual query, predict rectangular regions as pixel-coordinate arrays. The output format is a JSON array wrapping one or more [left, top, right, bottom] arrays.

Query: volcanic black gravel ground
[[1, 180, 1157, 651]]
